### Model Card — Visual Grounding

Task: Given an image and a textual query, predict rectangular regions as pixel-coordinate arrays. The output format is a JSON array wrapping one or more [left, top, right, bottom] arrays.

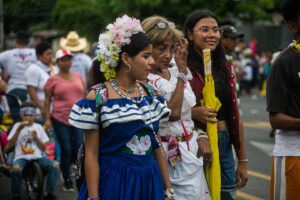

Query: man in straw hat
[[59, 31, 92, 83]]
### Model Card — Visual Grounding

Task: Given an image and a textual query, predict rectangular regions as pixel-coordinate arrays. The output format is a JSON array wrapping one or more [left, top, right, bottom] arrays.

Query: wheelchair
[[0, 93, 45, 200], [23, 160, 44, 200], [1, 140, 45, 200]]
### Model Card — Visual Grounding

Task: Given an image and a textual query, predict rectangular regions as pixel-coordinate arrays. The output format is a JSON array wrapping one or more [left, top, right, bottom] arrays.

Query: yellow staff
[[201, 49, 222, 200]]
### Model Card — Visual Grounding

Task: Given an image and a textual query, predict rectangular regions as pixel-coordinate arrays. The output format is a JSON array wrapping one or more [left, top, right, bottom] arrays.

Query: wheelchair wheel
[[23, 161, 44, 200]]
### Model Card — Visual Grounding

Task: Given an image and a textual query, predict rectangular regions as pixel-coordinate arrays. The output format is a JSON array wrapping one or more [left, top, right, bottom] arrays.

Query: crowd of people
[[0, 0, 299, 200], [0, 30, 91, 200]]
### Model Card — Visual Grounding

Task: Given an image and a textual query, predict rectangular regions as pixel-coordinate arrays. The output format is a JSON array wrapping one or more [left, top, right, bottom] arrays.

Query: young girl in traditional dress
[[69, 15, 175, 200]]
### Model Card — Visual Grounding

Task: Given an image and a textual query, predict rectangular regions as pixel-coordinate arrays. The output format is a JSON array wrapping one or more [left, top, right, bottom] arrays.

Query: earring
[[126, 64, 132, 73]]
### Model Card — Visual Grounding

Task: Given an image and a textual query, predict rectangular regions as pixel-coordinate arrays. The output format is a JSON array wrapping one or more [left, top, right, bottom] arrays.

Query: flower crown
[[97, 15, 144, 80]]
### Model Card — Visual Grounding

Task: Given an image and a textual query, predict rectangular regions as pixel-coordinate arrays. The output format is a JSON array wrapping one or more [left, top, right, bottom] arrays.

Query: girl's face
[[151, 40, 174, 70], [188, 17, 222, 52], [57, 56, 72, 72], [128, 44, 154, 80]]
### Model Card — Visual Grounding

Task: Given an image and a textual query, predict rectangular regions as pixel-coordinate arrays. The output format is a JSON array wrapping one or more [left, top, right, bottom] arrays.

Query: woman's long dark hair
[[184, 10, 230, 80], [87, 32, 151, 89]]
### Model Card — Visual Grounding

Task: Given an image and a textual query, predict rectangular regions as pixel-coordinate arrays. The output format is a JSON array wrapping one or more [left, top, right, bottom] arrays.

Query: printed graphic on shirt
[[19, 131, 35, 155]]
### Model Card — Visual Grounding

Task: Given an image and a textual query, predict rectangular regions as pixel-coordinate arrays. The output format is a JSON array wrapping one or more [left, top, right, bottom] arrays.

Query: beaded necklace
[[120, 84, 138, 94], [110, 79, 161, 146], [110, 79, 144, 104]]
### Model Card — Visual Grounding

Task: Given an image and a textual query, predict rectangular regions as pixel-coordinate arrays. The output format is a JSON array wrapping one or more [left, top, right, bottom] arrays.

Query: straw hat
[[59, 31, 87, 52]]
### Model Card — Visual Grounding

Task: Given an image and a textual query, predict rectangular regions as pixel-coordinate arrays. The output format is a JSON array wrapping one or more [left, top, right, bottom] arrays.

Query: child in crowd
[[7, 102, 59, 200]]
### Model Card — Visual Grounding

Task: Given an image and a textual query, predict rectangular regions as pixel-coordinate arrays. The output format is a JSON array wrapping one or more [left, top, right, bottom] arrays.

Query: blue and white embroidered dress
[[69, 85, 170, 200]]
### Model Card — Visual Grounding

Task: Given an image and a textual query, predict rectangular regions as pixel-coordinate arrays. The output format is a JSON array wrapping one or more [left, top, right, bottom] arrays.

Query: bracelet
[[197, 134, 208, 141], [238, 159, 248, 162], [177, 72, 188, 83], [87, 196, 100, 200], [164, 188, 175, 199], [195, 129, 208, 141]]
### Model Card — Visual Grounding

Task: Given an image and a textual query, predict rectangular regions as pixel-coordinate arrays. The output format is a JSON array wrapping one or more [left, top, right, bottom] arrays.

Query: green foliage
[[4, 0, 280, 42], [51, 0, 106, 40], [4, 0, 55, 33]]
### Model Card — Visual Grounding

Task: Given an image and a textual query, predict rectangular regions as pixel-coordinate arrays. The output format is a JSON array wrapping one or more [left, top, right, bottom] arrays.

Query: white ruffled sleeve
[[148, 73, 173, 102], [69, 99, 99, 130]]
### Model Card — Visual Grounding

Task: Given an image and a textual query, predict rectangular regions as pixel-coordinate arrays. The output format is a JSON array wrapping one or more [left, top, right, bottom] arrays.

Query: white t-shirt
[[241, 58, 253, 81], [70, 53, 92, 82], [8, 122, 49, 162], [0, 48, 37, 92], [273, 130, 300, 156], [148, 66, 196, 136], [25, 61, 51, 102]]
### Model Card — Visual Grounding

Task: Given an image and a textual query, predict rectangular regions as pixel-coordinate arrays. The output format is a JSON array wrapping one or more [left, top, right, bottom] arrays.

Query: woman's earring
[[126, 64, 132, 73]]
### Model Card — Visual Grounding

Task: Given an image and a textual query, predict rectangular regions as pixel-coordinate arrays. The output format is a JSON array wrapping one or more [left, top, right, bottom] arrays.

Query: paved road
[[237, 94, 274, 200], [0, 175, 77, 200], [0, 93, 273, 200]]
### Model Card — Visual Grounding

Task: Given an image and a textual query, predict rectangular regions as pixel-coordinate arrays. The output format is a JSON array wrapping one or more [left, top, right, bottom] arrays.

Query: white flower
[[140, 135, 151, 151], [96, 15, 144, 79], [133, 146, 146, 155], [126, 135, 139, 151]]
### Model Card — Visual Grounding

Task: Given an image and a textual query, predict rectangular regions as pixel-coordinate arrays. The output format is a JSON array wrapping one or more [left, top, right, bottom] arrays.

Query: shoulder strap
[[89, 83, 108, 108], [139, 82, 158, 97]]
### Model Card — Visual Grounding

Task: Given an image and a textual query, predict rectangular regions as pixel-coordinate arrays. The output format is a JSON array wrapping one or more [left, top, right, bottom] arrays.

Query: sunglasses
[[147, 22, 176, 33], [23, 114, 35, 117]]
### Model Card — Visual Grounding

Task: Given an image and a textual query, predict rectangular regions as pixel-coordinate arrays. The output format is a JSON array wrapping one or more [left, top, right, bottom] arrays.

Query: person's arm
[[7, 121, 29, 148], [84, 129, 100, 198], [27, 86, 44, 115], [44, 90, 53, 129], [31, 130, 46, 151], [196, 129, 212, 165], [0, 52, 9, 82], [269, 112, 300, 131], [191, 106, 217, 163], [234, 118, 248, 189], [154, 133, 174, 200], [0, 79, 7, 93], [166, 76, 185, 121]]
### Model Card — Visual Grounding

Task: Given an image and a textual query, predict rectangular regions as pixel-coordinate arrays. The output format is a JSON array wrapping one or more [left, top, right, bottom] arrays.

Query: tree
[[4, 0, 55, 33], [4, 0, 281, 42], [51, 0, 106, 41]]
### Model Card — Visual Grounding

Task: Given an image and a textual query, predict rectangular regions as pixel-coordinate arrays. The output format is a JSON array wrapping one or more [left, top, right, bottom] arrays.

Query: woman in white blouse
[[143, 16, 211, 200]]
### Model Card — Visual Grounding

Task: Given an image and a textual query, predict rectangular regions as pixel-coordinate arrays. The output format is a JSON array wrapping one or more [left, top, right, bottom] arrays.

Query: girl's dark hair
[[35, 41, 51, 56], [184, 10, 230, 80], [87, 32, 151, 88], [281, 0, 300, 22]]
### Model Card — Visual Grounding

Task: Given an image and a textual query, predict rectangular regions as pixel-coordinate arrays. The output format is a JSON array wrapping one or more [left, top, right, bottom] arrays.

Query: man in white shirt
[[25, 41, 56, 121], [59, 31, 91, 84], [0, 31, 37, 122]]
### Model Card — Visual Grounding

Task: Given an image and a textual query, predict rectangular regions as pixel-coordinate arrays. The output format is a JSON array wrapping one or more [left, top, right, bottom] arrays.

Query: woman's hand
[[192, 106, 218, 124], [44, 119, 52, 130], [164, 188, 175, 200], [174, 38, 188, 74], [236, 161, 248, 189], [197, 137, 212, 167]]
